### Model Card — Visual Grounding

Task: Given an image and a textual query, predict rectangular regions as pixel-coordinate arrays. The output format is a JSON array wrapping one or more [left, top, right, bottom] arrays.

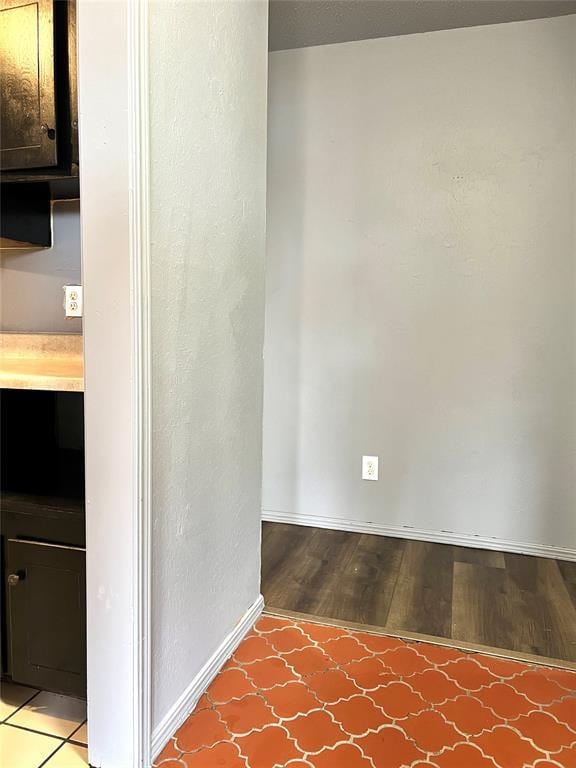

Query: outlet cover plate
[[64, 285, 83, 318], [362, 455, 379, 481]]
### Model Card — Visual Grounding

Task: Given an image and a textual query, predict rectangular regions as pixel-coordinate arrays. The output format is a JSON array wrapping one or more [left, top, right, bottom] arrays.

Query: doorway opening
[[260, 7, 576, 668]]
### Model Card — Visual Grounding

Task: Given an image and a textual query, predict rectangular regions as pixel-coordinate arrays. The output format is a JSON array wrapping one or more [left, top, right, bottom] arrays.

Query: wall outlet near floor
[[63, 285, 83, 318], [362, 455, 379, 481]]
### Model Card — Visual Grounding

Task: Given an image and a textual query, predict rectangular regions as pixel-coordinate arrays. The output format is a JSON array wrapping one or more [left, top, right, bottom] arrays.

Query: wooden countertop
[[0, 333, 84, 392]]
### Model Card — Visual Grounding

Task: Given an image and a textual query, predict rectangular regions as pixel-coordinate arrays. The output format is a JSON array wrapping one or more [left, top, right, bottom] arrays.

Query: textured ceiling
[[269, 0, 576, 50]]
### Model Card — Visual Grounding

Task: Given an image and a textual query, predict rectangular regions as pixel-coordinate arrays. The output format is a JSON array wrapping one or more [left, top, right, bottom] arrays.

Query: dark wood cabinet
[[0, 0, 78, 181], [6, 538, 86, 697], [0, 0, 79, 245], [0, 0, 57, 170], [1, 492, 86, 696], [67, 0, 78, 167], [1, 390, 86, 697]]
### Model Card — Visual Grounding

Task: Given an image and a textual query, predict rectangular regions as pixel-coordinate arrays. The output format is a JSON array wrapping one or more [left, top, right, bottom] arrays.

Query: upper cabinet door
[[0, 0, 57, 170]]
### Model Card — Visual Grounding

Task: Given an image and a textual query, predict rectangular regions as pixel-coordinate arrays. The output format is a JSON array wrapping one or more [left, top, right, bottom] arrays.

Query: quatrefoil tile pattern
[[154, 615, 576, 768]]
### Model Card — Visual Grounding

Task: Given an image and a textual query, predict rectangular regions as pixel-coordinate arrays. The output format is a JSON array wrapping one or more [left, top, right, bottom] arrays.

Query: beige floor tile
[[0, 723, 62, 768], [7, 691, 86, 738], [0, 682, 38, 722], [43, 742, 88, 768], [70, 721, 87, 745]]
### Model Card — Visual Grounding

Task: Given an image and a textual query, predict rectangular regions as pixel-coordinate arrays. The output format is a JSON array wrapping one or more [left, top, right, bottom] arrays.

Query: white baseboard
[[262, 510, 576, 563], [151, 594, 264, 760]]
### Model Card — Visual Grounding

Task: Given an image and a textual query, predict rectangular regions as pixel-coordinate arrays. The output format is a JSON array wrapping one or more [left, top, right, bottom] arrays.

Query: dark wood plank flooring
[[261, 522, 576, 662]]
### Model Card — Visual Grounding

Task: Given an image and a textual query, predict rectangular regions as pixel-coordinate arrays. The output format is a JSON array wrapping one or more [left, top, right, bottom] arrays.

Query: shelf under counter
[[0, 333, 83, 392]]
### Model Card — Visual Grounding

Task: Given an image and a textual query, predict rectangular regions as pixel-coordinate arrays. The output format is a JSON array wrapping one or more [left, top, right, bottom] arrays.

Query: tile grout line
[[66, 718, 88, 747], [68, 718, 88, 736], [1, 685, 88, 768], [0, 686, 41, 725], [1, 721, 66, 740], [1, 713, 88, 746], [0, 721, 64, 768], [1, 720, 88, 768], [37, 740, 67, 768], [1, 718, 88, 745]]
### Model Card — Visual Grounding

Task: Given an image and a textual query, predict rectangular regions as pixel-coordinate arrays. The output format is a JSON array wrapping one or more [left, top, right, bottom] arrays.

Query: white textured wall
[[150, 0, 268, 729], [264, 16, 576, 551]]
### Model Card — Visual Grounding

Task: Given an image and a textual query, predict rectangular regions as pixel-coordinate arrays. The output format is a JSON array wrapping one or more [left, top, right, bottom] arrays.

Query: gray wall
[[263, 16, 576, 552], [149, 0, 268, 730], [0, 200, 82, 333]]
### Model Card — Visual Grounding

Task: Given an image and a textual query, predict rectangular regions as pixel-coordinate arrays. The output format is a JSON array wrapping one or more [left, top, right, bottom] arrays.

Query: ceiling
[[269, 0, 576, 50]]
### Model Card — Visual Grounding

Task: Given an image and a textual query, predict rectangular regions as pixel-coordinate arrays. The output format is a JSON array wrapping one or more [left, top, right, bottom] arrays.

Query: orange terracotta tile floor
[[154, 615, 576, 768]]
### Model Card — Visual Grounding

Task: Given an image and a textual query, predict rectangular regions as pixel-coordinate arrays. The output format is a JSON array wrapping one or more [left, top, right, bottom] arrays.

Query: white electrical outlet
[[362, 455, 379, 481], [64, 285, 83, 318]]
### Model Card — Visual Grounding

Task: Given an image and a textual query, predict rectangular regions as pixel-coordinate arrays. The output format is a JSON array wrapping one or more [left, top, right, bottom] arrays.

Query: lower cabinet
[[6, 538, 86, 697]]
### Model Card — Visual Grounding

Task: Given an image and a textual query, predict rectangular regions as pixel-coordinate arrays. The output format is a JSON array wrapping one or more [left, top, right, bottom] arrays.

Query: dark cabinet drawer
[[1, 493, 85, 548], [6, 538, 86, 697]]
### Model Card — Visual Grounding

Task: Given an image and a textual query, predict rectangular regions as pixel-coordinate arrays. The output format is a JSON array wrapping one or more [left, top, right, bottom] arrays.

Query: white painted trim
[[262, 510, 576, 562], [151, 595, 265, 760], [128, 0, 152, 765], [79, 0, 151, 762]]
